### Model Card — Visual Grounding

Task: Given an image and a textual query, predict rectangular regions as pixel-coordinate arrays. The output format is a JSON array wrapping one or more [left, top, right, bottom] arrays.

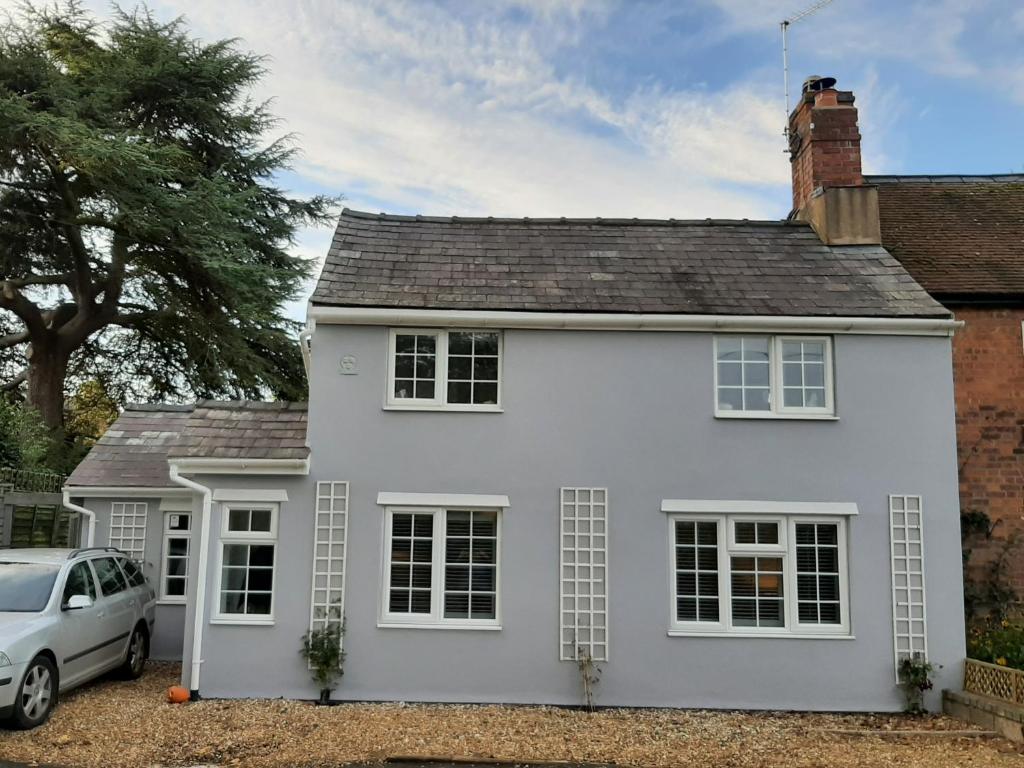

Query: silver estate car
[[0, 548, 156, 729]]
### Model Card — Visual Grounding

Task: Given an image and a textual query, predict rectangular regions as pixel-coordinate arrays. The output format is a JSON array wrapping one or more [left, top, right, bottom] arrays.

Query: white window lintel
[[212, 488, 289, 502], [661, 499, 858, 516], [376, 491, 510, 508]]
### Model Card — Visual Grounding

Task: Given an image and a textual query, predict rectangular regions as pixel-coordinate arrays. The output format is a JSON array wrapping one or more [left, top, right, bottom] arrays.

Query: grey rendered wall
[[193, 326, 964, 711], [79, 495, 187, 660]]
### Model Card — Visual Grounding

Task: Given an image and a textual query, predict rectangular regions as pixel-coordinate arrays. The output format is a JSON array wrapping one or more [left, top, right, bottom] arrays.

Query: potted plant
[[300, 620, 345, 705]]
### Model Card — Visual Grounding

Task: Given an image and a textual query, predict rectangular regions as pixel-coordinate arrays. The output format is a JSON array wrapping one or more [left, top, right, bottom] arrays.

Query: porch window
[[160, 512, 191, 602], [109, 502, 147, 561], [214, 503, 278, 623]]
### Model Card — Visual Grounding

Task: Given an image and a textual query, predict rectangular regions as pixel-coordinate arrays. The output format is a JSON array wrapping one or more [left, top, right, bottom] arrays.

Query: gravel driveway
[[0, 664, 1021, 768]]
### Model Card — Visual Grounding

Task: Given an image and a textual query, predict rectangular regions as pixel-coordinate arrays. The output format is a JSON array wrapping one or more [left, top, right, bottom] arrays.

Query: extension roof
[[868, 175, 1024, 300], [65, 401, 308, 488], [311, 209, 947, 318]]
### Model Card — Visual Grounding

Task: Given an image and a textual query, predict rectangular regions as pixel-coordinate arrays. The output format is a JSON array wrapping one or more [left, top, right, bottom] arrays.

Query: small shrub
[[300, 620, 345, 704], [968, 621, 1024, 670], [576, 645, 601, 711], [898, 656, 935, 714]]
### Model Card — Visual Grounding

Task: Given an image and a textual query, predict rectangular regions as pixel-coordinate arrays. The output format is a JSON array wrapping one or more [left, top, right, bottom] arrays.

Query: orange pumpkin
[[167, 685, 190, 704]]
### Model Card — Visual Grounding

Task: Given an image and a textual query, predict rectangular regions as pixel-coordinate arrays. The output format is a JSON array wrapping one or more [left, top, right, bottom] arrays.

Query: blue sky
[[5, 0, 1022, 316]]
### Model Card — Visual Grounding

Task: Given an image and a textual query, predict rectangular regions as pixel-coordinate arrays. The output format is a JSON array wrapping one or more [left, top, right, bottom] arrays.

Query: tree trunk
[[26, 345, 69, 431]]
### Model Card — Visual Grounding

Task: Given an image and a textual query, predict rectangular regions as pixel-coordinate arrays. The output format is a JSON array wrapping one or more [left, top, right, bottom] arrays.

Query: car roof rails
[[67, 546, 124, 559]]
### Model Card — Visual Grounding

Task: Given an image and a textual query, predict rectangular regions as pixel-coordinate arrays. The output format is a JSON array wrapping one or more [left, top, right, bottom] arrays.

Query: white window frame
[[385, 328, 503, 412], [379, 505, 502, 630], [212, 502, 279, 625], [668, 512, 851, 638], [713, 335, 835, 419], [159, 511, 192, 604]]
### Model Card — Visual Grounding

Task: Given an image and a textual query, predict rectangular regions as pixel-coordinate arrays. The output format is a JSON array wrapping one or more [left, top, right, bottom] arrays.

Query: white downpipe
[[62, 491, 95, 547], [169, 464, 212, 699]]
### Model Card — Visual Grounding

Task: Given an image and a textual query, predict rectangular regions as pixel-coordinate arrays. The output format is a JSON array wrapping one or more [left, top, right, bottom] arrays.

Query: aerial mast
[[781, 0, 835, 146]]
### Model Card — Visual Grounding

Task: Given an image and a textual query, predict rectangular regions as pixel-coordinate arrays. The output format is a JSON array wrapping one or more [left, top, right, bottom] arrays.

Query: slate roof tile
[[66, 401, 309, 488], [311, 210, 947, 318]]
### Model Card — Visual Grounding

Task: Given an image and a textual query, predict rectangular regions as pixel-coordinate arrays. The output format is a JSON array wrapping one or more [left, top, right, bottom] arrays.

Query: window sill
[[156, 599, 187, 607], [667, 630, 854, 639], [377, 621, 502, 631], [383, 404, 503, 413], [714, 412, 839, 421], [210, 617, 275, 626]]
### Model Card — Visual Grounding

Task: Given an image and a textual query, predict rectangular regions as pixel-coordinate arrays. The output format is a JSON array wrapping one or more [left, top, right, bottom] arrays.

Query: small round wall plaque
[[340, 355, 358, 374]]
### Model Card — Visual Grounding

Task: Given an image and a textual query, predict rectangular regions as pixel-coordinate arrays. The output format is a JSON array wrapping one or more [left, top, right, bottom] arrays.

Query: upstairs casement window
[[670, 514, 849, 636], [387, 329, 502, 410], [381, 507, 500, 628], [714, 335, 834, 418]]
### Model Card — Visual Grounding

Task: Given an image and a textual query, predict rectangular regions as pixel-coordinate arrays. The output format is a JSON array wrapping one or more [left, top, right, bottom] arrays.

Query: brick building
[[789, 76, 1024, 606]]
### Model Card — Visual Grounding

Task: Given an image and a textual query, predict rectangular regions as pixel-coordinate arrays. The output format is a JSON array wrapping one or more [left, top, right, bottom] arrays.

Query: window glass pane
[[717, 337, 742, 360], [228, 508, 250, 532], [63, 562, 96, 603], [448, 332, 473, 355], [674, 520, 719, 623], [93, 557, 128, 595], [389, 512, 433, 614], [393, 333, 437, 400], [473, 383, 498, 405], [444, 510, 497, 620], [717, 388, 743, 412], [219, 543, 275, 616], [249, 508, 272, 532], [717, 362, 741, 387], [795, 522, 841, 626], [448, 381, 471, 404], [730, 555, 784, 628], [744, 387, 771, 411], [744, 362, 769, 387], [168, 513, 190, 531]]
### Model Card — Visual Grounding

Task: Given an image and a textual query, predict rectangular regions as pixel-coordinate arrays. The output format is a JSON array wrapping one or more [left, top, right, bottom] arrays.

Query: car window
[[92, 557, 128, 596], [118, 557, 146, 588], [0, 562, 60, 612], [62, 562, 97, 605]]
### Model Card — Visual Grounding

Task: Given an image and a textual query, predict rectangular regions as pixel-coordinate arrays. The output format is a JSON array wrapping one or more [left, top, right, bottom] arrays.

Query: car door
[[89, 556, 135, 669], [56, 560, 107, 688], [115, 556, 152, 630]]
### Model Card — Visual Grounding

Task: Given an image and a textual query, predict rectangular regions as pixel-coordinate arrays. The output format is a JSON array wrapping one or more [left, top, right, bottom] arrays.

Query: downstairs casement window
[[214, 504, 278, 623], [160, 511, 192, 603], [669, 514, 850, 636], [386, 329, 502, 410], [381, 507, 500, 627]]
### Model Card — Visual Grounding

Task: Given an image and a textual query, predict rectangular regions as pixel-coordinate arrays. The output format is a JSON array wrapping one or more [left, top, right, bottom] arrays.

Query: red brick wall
[[952, 306, 1024, 597], [789, 90, 864, 213]]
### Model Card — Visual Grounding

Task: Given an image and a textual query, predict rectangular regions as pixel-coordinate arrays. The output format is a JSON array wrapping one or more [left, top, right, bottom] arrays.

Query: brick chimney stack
[[788, 76, 879, 246], [789, 75, 864, 214]]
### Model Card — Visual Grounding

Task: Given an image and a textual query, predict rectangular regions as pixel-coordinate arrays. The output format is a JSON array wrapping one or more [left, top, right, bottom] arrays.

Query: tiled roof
[[868, 175, 1024, 297], [66, 401, 308, 488], [166, 401, 309, 460], [65, 404, 194, 488], [311, 209, 948, 318]]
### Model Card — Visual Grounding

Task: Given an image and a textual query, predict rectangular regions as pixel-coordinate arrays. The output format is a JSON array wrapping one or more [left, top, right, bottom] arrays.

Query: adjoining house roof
[[65, 404, 194, 489], [311, 209, 948, 318], [166, 401, 309, 460], [867, 175, 1024, 299], [66, 401, 308, 488]]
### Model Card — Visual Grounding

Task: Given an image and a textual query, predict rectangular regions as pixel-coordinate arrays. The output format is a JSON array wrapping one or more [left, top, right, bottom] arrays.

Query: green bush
[[968, 622, 1024, 670]]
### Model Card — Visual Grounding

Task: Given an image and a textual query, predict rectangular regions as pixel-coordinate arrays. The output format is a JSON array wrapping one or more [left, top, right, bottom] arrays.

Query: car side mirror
[[65, 594, 93, 611]]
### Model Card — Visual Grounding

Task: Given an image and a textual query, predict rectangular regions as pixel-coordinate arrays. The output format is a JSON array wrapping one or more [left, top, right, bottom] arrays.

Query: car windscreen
[[0, 562, 60, 612]]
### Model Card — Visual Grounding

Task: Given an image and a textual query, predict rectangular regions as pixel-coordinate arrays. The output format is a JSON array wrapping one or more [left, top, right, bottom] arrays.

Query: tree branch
[[0, 370, 28, 392], [3, 273, 75, 289], [0, 329, 30, 348], [0, 282, 47, 338], [42, 156, 94, 303]]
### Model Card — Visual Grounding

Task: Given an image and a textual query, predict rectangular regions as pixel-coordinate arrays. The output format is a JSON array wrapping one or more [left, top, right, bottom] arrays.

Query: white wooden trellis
[[109, 502, 148, 561], [309, 482, 349, 638], [889, 494, 927, 677], [559, 488, 608, 662]]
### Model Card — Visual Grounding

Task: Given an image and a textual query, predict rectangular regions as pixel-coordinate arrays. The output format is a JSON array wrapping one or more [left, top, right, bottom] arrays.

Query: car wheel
[[119, 625, 147, 679], [12, 655, 57, 729]]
